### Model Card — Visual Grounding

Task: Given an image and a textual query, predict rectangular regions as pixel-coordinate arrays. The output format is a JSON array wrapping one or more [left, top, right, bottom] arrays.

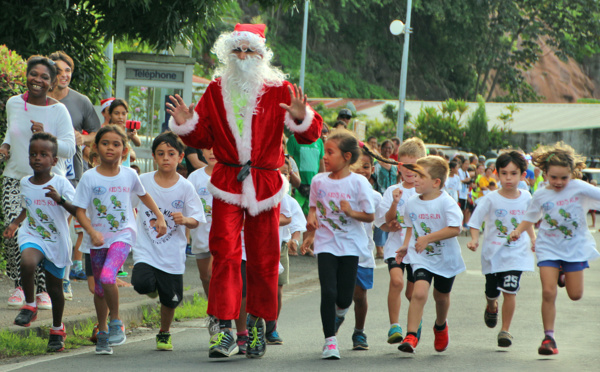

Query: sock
[[407, 332, 417, 337], [73, 260, 83, 272], [219, 319, 232, 329], [390, 323, 400, 328], [266, 320, 277, 333], [52, 323, 64, 331], [63, 266, 71, 280], [336, 307, 349, 318], [325, 336, 337, 344], [354, 328, 364, 334], [26, 301, 36, 308], [545, 330, 554, 339], [434, 321, 446, 331], [237, 330, 248, 337], [159, 329, 169, 334]]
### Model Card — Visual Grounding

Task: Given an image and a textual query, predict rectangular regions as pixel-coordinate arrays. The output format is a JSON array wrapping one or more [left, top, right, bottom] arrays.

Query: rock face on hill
[[521, 39, 599, 103]]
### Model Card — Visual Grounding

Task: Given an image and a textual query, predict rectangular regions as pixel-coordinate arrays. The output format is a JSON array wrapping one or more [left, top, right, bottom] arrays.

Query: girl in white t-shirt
[[73, 125, 167, 355], [511, 142, 600, 356], [467, 151, 536, 348], [305, 130, 379, 359]]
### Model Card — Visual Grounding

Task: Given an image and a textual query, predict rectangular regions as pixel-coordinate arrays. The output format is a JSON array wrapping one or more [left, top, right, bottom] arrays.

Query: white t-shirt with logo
[[375, 183, 417, 261], [187, 167, 213, 254], [523, 179, 600, 263], [467, 190, 535, 274], [73, 166, 145, 249], [18, 175, 75, 268], [310, 172, 375, 260], [360, 189, 382, 269], [404, 192, 466, 278], [133, 172, 205, 274]]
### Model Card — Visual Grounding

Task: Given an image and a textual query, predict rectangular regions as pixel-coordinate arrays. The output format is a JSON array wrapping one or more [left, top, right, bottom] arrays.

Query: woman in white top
[[1, 55, 76, 309]]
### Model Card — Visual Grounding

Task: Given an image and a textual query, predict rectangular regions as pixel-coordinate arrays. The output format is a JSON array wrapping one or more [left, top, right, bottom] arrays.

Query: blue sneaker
[[96, 331, 113, 355], [266, 329, 283, 345], [334, 316, 345, 335], [108, 319, 126, 346], [185, 244, 193, 257], [387, 324, 403, 344], [69, 268, 86, 281], [62, 279, 73, 301], [417, 320, 423, 341], [352, 331, 369, 350]]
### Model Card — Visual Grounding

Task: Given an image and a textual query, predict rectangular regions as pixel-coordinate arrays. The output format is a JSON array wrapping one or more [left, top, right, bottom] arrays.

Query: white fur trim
[[284, 106, 315, 134], [207, 174, 289, 216], [169, 112, 199, 137]]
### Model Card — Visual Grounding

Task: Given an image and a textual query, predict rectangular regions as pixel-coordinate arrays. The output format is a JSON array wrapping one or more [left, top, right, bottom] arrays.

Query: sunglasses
[[339, 114, 352, 119], [232, 46, 256, 53]]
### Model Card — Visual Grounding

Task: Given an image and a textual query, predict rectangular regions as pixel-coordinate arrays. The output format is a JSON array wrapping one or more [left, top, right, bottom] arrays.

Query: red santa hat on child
[[101, 97, 115, 112]]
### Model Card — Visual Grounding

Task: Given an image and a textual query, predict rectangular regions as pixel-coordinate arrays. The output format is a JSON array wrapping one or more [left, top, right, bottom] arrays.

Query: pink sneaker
[[8, 287, 25, 308], [36, 292, 52, 310]]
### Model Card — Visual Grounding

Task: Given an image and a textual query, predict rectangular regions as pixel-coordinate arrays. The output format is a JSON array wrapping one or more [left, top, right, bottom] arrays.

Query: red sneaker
[[398, 334, 419, 353], [538, 335, 558, 355], [433, 322, 449, 352], [48, 326, 67, 352]]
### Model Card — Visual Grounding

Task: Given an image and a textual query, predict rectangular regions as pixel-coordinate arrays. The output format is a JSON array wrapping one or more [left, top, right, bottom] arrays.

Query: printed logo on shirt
[[142, 208, 178, 244], [317, 189, 326, 199], [172, 200, 184, 209], [409, 212, 417, 222], [494, 209, 508, 218], [93, 186, 107, 195], [542, 202, 554, 211], [201, 199, 212, 217], [26, 208, 59, 243], [24, 197, 32, 207], [197, 187, 210, 196]]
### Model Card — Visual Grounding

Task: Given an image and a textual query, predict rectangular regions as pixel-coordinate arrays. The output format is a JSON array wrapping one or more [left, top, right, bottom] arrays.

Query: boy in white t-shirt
[[444, 160, 460, 202], [467, 151, 536, 348], [375, 138, 426, 345], [396, 156, 465, 354], [131, 132, 205, 351], [4, 133, 77, 352]]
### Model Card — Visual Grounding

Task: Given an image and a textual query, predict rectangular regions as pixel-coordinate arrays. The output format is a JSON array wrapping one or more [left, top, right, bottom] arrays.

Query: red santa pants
[[208, 198, 281, 321]]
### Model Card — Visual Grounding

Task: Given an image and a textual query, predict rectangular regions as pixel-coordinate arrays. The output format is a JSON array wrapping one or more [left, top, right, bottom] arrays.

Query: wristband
[[58, 195, 66, 205]]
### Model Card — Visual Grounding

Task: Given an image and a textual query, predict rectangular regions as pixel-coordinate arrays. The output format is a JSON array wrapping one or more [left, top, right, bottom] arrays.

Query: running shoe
[[417, 320, 423, 341], [156, 331, 173, 351], [498, 330, 513, 347], [14, 305, 38, 327], [108, 319, 126, 346], [36, 292, 52, 310], [334, 316, 345, 335], [538, 335, 558, 355], [352, 330, 369, 350], [8, 287, 25, 308], [90, 323, 99, 344], [47, 326, 66, 352], [322, 339, 340, 359], [246, 317, 266, 359], [433, 322, 449, 352], [484, 305, 498, 328], [207, 315, 220, 337], [69, 268, 86, 281], [398, 334, 418, 353], [117, 270, 128, 278], [387, 324, 403, 344], [96, 331, 113, 355], [185, 244, 193, 257], [557, 270, 566, 288], [63, 279, 73, 301], [266, 329, 283, 345], [209, 329, 238, 358], [236, 333, 249, 355]]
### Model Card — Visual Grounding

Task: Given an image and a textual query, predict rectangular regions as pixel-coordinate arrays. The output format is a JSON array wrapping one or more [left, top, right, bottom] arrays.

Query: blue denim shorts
[[538, 260, 589, 273]]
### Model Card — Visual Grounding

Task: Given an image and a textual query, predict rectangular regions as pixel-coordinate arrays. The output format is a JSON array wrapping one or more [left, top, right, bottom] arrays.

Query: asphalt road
[[2, 233, 600, 372]]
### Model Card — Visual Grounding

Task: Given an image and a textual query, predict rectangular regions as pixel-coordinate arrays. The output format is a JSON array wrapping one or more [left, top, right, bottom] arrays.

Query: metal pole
[[103, 37, 114, 99], [299, 0, 310, 90], [396, 0, 413, 141]]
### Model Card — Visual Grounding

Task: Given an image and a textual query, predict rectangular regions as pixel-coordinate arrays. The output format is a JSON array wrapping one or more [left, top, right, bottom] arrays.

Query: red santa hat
[[101, 97, 115, 112], [233, 23, 266, 41]]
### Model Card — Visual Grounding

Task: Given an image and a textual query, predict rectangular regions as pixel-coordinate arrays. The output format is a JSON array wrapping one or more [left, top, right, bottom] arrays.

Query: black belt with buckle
[[222, 161, 278, 182]]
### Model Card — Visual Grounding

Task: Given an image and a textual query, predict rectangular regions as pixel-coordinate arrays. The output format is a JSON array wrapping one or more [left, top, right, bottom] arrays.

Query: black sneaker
[[334, 316, 345, 335], [246, 317, 266, 359], [352, 331, 369, 350], [538, 335, 559, 355], [236, 334, 248, 355], [209, 329, 238, 358], [14, 305, 37, 327], [266, 329, 283, 345], [557, 270, 566, 288], [47, 327, 66, 352], [484, 306, 498, 328]]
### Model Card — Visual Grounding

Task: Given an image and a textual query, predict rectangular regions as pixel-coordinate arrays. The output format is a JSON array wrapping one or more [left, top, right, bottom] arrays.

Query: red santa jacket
[[170, 78, 322, 215]]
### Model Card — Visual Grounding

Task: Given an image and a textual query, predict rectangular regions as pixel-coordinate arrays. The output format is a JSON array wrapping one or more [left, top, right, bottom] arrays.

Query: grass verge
[[141, 293, 208, 327]]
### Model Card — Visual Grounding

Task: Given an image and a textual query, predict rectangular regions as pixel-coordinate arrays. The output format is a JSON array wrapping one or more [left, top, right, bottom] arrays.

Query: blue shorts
[[355, 266, 374, 290], [20, 243, 65, 279], [538, 260, 589, 273]]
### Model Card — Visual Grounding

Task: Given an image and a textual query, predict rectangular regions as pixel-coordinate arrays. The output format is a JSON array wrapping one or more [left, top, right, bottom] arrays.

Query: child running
[[305, 129, 377, 360], [349, 148, 382, 351], [510, 142, 600, 355], [396, 156, 465, 354], [73, 125, 167, 355], [375, 137, 426, 344], [467, 151, 536, 347], [131, 132, 205, 351], [3, 133, 77, 352]]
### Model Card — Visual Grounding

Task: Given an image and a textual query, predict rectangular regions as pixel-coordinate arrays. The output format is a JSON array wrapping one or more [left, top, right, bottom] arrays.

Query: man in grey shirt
[[48, 51, 100, 186]]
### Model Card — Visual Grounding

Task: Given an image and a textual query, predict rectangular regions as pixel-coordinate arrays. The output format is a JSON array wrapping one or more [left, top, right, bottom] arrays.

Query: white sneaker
[[36, 292, 52, 310], [322, 339, 340, 359], [63, 280, 73, 301], [8, 287, 25, 308]]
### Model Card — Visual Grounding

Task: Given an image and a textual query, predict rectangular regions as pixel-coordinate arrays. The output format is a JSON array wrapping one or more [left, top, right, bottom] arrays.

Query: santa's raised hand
[[280, 84, 307, 121], [166, 94, 195, 125]]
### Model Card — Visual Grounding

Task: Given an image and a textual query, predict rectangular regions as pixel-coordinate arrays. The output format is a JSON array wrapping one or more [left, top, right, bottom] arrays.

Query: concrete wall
[[512, 128, 600, 156]]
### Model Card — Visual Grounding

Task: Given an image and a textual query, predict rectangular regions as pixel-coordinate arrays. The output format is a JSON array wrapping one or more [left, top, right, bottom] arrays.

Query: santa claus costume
[[168, 23, 322, 358]]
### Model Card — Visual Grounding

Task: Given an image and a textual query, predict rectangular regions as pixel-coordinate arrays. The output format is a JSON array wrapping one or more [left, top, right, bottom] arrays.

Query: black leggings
[[318, 253, 359, 338]]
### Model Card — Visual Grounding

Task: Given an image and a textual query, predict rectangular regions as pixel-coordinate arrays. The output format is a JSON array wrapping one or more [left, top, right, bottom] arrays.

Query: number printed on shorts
[[503, 275, 519, 288]]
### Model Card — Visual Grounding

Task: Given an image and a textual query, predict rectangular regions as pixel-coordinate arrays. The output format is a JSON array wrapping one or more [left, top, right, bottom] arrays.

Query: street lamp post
[[299, 0, 310, 90], [390, 0, 413, 142]]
